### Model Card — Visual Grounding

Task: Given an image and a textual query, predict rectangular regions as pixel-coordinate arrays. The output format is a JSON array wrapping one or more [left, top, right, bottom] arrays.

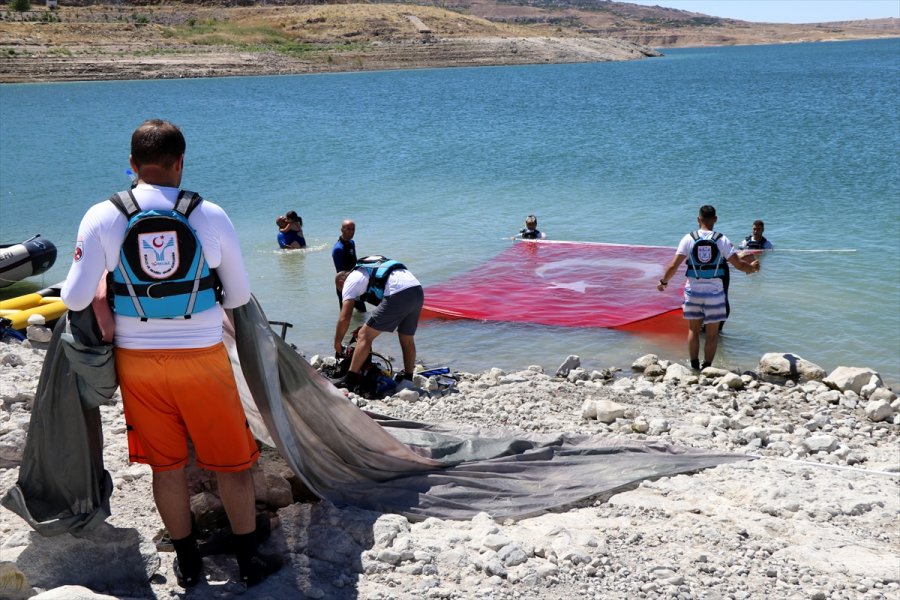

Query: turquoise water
[[2, 39, 899, 384]]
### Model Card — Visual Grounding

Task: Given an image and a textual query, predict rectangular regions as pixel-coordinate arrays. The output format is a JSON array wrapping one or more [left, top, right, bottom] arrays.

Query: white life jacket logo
[[697, 245, 713, 263], [139, 231, 179, 278]]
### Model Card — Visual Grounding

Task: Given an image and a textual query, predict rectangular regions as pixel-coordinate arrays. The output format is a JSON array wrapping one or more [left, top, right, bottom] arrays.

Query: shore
[[0, 5, 661, 84], [1, 336, 898, 599], [1, 4, 897, 84]]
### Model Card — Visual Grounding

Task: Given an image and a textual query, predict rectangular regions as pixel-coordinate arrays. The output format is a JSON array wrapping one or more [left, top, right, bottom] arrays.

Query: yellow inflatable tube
[[0, 294, 68, 330]]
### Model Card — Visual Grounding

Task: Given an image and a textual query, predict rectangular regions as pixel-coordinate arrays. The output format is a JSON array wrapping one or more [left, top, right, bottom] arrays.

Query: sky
[[625, 1, 900, 24]]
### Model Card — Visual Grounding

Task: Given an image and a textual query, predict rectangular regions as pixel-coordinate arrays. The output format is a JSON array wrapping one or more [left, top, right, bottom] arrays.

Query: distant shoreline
[[1, 1, 896, 85]]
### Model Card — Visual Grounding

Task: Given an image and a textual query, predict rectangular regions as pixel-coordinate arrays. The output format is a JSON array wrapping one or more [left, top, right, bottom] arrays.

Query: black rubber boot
[[234, 530, 283, 587], [690, 359, 701, 371], [331, 370, 361, 389], [172, 532, 203, 587]]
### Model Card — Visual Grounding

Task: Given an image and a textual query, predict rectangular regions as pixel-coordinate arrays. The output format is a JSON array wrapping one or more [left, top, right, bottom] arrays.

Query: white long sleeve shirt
[[61, 184, 251, 349]]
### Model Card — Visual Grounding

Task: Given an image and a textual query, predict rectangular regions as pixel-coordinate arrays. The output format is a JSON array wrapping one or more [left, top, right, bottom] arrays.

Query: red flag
[[422, 240, 686, 334]]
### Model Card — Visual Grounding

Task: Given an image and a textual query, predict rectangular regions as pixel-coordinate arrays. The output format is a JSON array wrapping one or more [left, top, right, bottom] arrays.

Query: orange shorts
[[115, 343, 260, 473]]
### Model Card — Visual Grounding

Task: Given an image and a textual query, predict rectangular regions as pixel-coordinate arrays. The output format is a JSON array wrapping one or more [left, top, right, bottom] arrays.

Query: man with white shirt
[[656, 205, 760, 371], [61, 119, 280, 588], [333, 255, 424, 392]]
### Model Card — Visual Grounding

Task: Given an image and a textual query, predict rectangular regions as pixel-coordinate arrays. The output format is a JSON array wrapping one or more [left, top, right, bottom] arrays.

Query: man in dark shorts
[[333, 256, 424, 392]]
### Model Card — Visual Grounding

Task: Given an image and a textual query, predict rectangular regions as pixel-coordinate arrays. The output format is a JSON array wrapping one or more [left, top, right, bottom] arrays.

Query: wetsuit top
[[519, 228, 545, 240], [332, 237, 357, 272], [278, 229, 306, 248]]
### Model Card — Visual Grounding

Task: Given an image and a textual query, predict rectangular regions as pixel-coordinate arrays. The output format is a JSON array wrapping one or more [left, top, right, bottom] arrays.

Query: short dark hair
[[131, 119, 185, 169], [699, 205, 717, 219], [753, 219, 765, 230]]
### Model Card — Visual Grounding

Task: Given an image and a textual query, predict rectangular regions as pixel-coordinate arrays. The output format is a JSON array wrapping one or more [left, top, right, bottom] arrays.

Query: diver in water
[[516, 215, 546, 240]]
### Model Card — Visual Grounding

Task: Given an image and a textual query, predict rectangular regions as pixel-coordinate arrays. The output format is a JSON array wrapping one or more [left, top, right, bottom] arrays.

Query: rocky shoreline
[[1, 337, 898, 599], [0, 36, 660, 84], [3, 3, 895, 85]]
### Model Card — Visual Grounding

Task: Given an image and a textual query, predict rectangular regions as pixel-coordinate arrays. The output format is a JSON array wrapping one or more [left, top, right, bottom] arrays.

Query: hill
[[0, 1, 896, 82]]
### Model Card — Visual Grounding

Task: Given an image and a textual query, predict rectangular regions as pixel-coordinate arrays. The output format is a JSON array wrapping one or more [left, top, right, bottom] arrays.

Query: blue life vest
[[520, 228, 542, 239], [355, 255, 406, 306], [685, 231, 726, 280], [109, 190, 220, 320], [743, 235, 769, 250]]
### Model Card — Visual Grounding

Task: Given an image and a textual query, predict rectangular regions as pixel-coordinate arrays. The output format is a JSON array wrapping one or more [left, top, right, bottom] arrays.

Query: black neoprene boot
[[234, 530, 283, 587], [172, 532, 203, 587], [331, 370, 361, 389]]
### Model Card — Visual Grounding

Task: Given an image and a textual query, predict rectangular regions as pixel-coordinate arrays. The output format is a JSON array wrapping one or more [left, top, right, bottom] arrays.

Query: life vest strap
[[112, 273, 218, 299]]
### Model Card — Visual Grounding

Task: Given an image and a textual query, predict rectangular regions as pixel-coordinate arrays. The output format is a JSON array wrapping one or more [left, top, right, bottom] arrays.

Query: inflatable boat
[[0, 283, 67, 331], [0, 235, 58, 288]]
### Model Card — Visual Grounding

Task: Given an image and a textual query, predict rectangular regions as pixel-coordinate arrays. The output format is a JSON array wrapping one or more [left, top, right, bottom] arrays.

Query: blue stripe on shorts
[[683, 287, 727, 324]]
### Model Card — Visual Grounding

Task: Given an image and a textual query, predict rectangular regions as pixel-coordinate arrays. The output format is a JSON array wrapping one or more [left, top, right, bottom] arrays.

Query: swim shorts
[[366, 285, 424, 335], [682, 281, 727, 325], [115, 342, 260, 472]]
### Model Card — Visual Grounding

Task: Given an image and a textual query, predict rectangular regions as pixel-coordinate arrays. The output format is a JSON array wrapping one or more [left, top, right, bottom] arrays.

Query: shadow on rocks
[[9, 523, 157, 597]]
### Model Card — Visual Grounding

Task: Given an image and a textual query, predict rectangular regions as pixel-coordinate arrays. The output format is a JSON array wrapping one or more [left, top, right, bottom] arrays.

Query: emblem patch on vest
[[697, 245, 713, 263], [139, 231, 179, 278]]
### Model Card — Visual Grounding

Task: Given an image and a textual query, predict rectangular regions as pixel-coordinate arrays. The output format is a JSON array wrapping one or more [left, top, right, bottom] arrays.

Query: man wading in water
[[657, 204, 760, 370]]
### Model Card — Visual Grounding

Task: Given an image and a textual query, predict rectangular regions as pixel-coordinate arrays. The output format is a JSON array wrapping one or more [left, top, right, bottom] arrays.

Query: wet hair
[[286, 210, 302, 226], [525, 215, 538, 227], [698, 205, 717, 219], [753, 219, 765, 230], [131, 119, 185, 169]]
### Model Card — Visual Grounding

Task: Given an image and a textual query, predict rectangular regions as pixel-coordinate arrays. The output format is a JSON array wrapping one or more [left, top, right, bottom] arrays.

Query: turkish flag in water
[[422, 241, 686, 332]]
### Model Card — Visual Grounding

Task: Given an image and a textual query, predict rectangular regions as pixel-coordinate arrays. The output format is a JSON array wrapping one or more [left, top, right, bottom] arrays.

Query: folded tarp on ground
[[230, 297, 752, 521], [1, 308, 115, 536]]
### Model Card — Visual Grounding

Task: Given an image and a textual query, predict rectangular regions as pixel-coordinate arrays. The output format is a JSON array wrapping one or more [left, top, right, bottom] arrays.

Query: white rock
[[26, 314, 46, 326], [758, 353, 826, 382], [864, 400, 894, 423], [555, 355, 580, 377], [708, 415, 732, 430], [869, 387, 897, 403], [631, 354, 658, 371], [594, 400, 626, 424], [664, 363, 697, 383], [580, 399, 597, 420], [648, 418, 670, 435], [804, 434, 838, 453], [720, 372, 744, 389], [612, 378, 634, 391], [394, 388, 420, 403], [31, 586, 118, 600], [824, 367, 881, 394], [25, 326, 53, 343]]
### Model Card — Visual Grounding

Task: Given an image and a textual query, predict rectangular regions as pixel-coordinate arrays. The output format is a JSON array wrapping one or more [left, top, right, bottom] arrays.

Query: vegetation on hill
[[0, 2, 896, 82]]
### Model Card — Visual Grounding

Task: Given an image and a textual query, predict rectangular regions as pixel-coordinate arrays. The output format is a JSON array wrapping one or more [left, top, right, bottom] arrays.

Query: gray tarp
[[230, 297, 752, 521], [2, 309, 115, 536], [3, 296, 751, 536]]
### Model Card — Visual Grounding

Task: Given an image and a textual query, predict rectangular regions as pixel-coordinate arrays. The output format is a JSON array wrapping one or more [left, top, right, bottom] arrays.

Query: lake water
[[2, 38, 898, 385]]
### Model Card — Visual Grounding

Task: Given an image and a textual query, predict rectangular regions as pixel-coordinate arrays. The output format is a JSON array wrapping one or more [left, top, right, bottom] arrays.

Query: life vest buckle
[[146, 281, 169, 299]]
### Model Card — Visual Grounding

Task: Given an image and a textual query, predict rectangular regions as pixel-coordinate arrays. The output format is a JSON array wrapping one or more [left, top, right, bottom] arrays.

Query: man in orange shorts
[[62, 120, 281, 587]]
